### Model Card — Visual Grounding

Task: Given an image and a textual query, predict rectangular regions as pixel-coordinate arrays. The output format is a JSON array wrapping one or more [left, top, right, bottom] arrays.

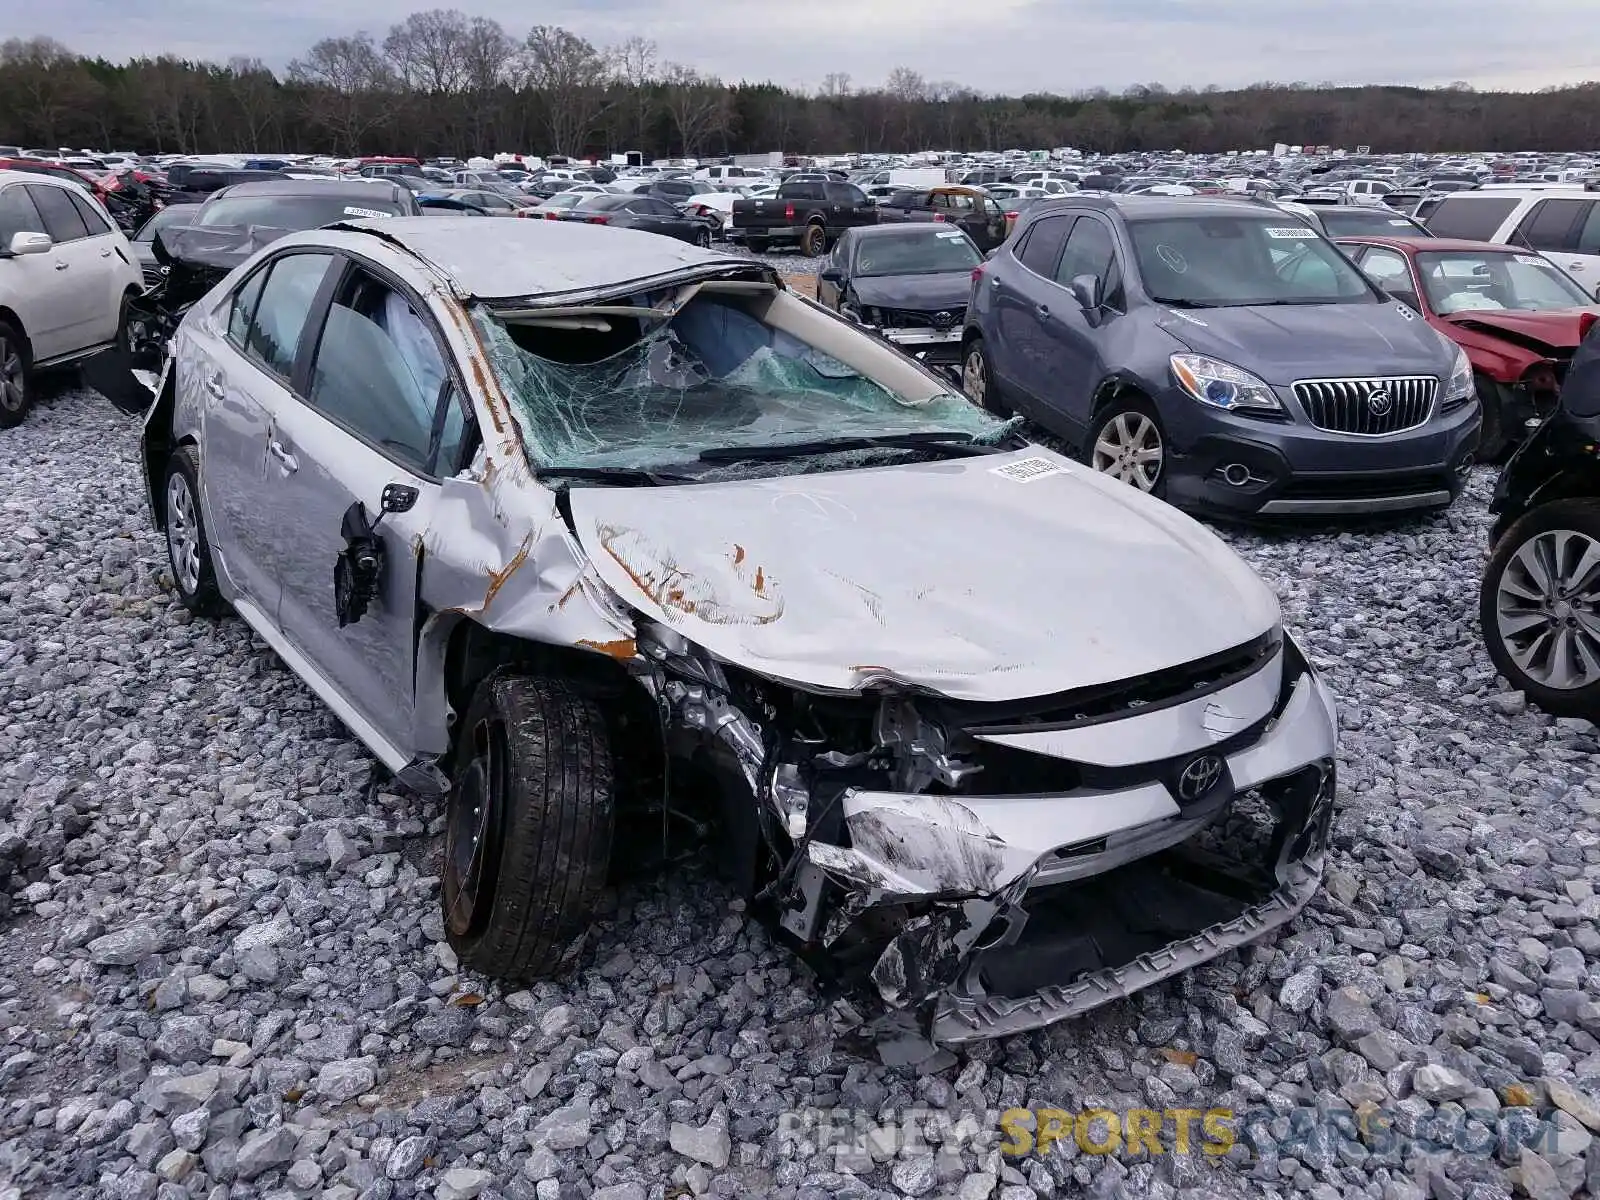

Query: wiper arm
[[697, 432, 1004, 463], [536, 465, 697, 486], [1157, 298, 1222, 309]]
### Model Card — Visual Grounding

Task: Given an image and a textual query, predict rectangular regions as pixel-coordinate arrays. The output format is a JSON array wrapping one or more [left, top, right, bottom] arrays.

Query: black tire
[[163, 446, 226, 615], [800, 223, 828, 258], [443, 673, 615, 981], [694, 228, 711, 249], [84, 289, 152, 416], [1083, 393, 1167, 497], [747, 237, 770, 254], [1480, 498, 1600, 721], [0, 319, 32, 430], [960, 336, 1010, 417], [1474, 373, 1510, 462]]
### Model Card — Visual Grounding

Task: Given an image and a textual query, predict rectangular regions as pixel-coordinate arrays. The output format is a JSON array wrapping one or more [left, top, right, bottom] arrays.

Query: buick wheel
[[1086, 398, 1166, 494], [0, 321, 31, 430], [1482, 499, 1600, 719], [961, 338, 1009, 416]]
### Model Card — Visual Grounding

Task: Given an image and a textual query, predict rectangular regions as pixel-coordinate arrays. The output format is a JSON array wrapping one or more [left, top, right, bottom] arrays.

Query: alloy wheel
[[962, 347, 986, 407], [1494, 528, 1600, 690], [1093, 411, 1163, 491], [0, 335, 24, 415], [165, 472, 202, 596]]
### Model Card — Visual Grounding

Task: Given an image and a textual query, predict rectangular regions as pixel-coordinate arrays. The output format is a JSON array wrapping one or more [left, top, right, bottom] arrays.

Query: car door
[[991, 214, 1073, 409], [268, 259, 471, 759], [1573, 204, 1600, 298], [0, 183, 73, 362], [202, 250, 338, 618], [1037, 214, 1123, 430], [63, 186, 130, 345], [976, 196, 1008, 250], [21, 183, 100, 352]]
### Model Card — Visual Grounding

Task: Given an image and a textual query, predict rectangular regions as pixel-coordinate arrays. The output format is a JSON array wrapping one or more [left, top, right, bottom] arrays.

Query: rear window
[[198, 194, 403, 228], [1318, 208, 1429, 238], [1424, 196, 1520, 241]]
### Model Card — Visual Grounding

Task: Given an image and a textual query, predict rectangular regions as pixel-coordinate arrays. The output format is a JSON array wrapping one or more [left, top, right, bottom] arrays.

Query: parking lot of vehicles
[[730, 176, 876, 255], [961, 195, 1479, 518]]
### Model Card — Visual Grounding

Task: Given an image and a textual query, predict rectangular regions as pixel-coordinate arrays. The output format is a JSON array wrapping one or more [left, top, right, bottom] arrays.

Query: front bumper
[[1158, 386, 1481, 519], [876, 326, 964, 368], [790, 638, 1340, 1042]]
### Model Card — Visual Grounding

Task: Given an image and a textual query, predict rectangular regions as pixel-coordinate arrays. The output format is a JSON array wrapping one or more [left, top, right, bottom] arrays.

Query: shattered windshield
[[1417, 251, 1594, 314], [475, 292, 1008, 472]]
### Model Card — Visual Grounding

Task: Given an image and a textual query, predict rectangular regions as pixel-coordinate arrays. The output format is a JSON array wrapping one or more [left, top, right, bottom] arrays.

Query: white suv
[[0, 169, 143, 427], [1424, 187, 1600, 295]]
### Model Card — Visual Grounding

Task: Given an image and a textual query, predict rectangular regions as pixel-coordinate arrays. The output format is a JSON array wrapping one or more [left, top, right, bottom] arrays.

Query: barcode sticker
[[991, 456, 1064, 482], [1267, 226, 1315, 238]]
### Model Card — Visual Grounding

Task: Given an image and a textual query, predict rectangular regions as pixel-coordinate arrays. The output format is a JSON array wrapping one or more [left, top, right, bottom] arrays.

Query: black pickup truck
[[729, 179, 877, 256], [873, 187, 1010, 251]]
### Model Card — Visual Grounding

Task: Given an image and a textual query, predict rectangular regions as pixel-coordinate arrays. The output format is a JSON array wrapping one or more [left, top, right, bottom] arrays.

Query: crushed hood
[[1156, 300, 1449, 385], [850, 272, 974, 313], [568, 449, 1280, 702], [1442, 307, 1600, 353]]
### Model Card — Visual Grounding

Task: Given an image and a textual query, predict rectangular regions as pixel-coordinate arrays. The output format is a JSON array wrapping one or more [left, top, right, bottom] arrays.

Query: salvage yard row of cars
[[4, 144, 1600, 1043]]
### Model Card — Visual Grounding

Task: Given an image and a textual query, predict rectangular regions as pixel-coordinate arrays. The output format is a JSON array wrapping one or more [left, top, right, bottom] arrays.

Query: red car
[[1336, 235, 1600, 457]]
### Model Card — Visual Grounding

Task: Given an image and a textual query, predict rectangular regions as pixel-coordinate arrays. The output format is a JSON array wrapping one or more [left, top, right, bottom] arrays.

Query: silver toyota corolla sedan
[[138, 218, 1339, 1042]]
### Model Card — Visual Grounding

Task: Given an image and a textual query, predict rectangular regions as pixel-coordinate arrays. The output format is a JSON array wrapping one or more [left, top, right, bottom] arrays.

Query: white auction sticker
[[343, 206, 393, 218], [991, 456, 1064, 482], [1514, 254, 1548, 266], [935, 229, 964, 239], [1266, 227, 1314, 239]]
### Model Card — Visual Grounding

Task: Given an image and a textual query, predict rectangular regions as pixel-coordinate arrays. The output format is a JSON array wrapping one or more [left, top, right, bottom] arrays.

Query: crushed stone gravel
[[2, 382, 1599, 1200]]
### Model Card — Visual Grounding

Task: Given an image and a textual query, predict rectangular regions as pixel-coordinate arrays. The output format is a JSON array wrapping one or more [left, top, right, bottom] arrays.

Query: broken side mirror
[[1069, 273, 1103, 312], [819, 266, 843, 283], [381, 482, 418, 513], [8, 231, 51, 256], [333, 485, 417, 627]]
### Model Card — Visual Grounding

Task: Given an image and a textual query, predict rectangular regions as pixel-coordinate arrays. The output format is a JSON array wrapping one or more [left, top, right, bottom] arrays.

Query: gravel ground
[[4, 382, 1600, 1200]]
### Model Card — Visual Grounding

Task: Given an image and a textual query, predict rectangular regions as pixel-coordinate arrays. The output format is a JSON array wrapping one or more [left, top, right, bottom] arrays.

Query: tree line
[[3, 15, 1600, 161]]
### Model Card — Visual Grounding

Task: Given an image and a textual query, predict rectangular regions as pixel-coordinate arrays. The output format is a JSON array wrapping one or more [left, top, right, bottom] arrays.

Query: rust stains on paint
[[482, 535, 533, 612], [597, 524, 784, 626], [577, 637, 639, 659]]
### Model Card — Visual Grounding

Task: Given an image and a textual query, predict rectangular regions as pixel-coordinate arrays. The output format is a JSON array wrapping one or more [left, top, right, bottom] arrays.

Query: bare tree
[[383, 9, 474, 94], [661, 64, 727, 157], [519, 26, 612, 154], [226, 57, 281, 151], [819, 72, 851, 99], [0, 37, 90, 144], [610, 36, 659, 149], [288, 34, 393, 154]]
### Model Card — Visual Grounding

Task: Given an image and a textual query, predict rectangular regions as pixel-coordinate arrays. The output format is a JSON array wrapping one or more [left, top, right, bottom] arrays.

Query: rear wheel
[[0, 321, 29, 430], [443, 673, 616, 980], [1084, 395, 1166, 495], [1481, 499, 1600, 720], [801, 223, 828, 257], [961, 337, 1010, 417], [694, 228, 711, 249], [163, 446, 225, 615]]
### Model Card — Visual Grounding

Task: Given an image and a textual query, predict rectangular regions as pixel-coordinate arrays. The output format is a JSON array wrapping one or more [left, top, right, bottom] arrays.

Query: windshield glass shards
[[474, 292, 1010, 473]]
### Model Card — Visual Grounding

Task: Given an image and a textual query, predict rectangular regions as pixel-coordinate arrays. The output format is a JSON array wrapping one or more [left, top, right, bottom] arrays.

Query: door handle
[[203, 374, 224, 399], [54, 261, 69, 271], [1036, 304, 1051, 318], [100, 248, 112, 257], [1570, 263, 1585, 271], [269, 440, 298, 473]]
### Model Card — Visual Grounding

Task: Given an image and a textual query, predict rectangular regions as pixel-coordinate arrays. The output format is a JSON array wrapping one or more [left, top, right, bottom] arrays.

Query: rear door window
[[66, 190, 114, 236], [1514, 199, 1588, 253], [1577, 204, 1600, 256], [244, 252, 336, 378], [24, 184, 90, 243], [1016, 214, 1073, 277], [1424, 196, 1520, 241], [0, 185, 45, 241]]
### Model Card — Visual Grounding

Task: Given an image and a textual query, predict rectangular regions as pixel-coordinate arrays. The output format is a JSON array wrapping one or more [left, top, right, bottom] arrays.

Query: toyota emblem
[[1367, 386, 1392, 416], [934, 310, 954, 328], [1177, 754, 1225, 801]]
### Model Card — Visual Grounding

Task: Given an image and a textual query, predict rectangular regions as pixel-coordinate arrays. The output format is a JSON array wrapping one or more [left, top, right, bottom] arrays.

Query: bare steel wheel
[[1482, 499, 1600, 720], [1086, 397, 1165, 494], [0, 321, 31, 429]]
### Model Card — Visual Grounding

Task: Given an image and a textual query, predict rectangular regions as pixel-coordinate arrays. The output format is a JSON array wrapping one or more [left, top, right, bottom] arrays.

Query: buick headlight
[[1441, 341, 1474, 409], [1170, 354, 1282, 412]]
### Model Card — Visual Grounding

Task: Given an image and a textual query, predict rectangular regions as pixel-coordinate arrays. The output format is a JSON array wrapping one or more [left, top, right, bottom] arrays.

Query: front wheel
[[1474, 374, 1510, 462], [694, 228, 711, 249], [164, 446, 226, 615], [1480, 499, 1600, 720], [1084, 395, 1167, 495], [0, 320, 30, 430], [443, 673, 616, 980]]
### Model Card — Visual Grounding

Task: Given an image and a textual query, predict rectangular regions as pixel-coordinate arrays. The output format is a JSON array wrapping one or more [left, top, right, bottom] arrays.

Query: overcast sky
[[32, 0, 1600, 94]]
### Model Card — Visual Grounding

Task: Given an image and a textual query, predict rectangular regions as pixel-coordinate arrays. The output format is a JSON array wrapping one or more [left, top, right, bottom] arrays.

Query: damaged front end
[[624, 622, 1337, 1043]]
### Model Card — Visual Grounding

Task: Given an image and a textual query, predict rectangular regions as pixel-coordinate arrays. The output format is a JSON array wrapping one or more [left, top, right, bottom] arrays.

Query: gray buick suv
[[961, 195, 1482, 518]]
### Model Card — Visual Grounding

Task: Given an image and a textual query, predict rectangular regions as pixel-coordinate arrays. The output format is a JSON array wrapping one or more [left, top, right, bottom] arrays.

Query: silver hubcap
[[963, 349, 986, 405], [1496, 528, 1600, 691], [166, 472, 202, 596], [0, 337, 23, 413], [1093, 411, 1163, 491]]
